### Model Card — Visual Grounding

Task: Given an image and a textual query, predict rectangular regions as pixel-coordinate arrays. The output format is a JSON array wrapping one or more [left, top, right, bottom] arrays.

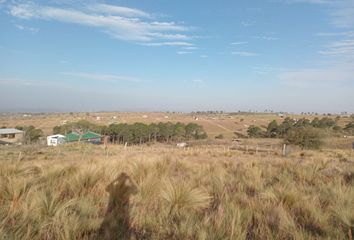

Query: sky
[[0, 0, 354, 113]]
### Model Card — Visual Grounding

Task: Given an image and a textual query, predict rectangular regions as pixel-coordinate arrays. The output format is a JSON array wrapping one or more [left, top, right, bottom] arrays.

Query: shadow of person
[[99, 172, 138, 240]]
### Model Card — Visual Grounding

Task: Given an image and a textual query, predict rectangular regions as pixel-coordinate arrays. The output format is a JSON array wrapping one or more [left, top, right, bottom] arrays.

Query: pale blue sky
[[0, 0, 353, 113]]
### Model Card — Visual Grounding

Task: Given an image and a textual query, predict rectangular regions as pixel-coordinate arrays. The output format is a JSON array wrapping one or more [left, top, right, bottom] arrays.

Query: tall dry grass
[[0, 144, 353, 239]]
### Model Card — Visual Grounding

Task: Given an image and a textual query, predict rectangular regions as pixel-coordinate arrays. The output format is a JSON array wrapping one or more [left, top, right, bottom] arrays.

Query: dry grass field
[[0, 112, 317, 138], [1, 112, 354, 239], [1, 143, 354, 240], [1, 112, 353, 141]]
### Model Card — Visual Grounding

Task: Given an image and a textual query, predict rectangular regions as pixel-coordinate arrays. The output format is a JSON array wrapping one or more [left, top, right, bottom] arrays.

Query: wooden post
[[282, 144, 287, 157], [124, 142, 128, 150]]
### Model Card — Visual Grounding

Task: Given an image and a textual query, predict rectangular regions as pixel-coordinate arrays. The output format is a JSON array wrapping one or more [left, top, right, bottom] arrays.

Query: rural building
[[47, 134, 66, 146], [0, 128, 24, 145], [176, 142, 188, 148], [65, 131, 102, 144], [65, 132, 80, 142]]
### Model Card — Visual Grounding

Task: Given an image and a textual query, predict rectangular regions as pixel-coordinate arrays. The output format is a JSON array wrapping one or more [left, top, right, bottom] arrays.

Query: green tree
[[311, 117, 320, 128], [318, 117, 336, 128], [247, 125, 264, 138], [277, 117, 296, 137], [172, 122, 186, 141], [148, 123, 159, 142], [284, 126, 323, 150], [294, 118, 311, 128], [16, 125, 43, 144], [266, 120, 279, 138], [344, 122, 354, 135]]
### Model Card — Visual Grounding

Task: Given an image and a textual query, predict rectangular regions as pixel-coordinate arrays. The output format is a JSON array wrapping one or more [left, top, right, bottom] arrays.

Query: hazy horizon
[[1, 0, 354, 113]]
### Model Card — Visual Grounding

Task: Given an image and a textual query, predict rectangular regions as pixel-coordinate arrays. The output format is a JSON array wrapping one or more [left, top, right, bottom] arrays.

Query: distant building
[[0, 128, 24, 145], [65, 131, 102, 144], [47, 134, 66, 146], [176, 142, 188, 148]]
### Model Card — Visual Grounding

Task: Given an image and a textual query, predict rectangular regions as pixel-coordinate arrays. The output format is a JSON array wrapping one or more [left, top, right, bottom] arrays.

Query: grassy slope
[[0, 144, 354, 239]]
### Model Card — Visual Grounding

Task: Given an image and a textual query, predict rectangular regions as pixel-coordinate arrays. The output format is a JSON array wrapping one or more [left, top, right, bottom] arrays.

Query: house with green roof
[[65, 131, 102, 144], [65, 132, 80, 142]]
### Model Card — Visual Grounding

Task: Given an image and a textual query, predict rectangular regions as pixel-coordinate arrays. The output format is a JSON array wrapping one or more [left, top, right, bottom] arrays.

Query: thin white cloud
[[231, 41, 248, 45], [200, 55, 208, 58], [252, 36, 279, 41], [232, 51, 259, 57], [240, 21, 253, 27], [15, 24, 39, 33], [177, 51, 192, 55], [316, 31, 354, 37], [253, 66, 288, 75], [319, 39, 354, 58], [283, 0, 329, 3], [279, 65, 354, 88], [147, 33, 191, 40], [88, 3, 150, 18], [0, 77, 72, 88], [331, 5, 354, 28], [282, 0, 354, 29], [8, 2, 193, 44], [192, 78, 204, 83], [183, 46, 198, 50], [62, 72, 141, 82], [141, 41, 194, 46]]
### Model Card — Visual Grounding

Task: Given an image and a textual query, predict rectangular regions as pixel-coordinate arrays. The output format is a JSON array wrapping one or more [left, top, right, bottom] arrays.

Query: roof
[[81, 131, 101, 140], [0, 128, 24, 134], [65, 131, 101, 142], [47, 134, 65, 139], [65, 132, 80, 142]]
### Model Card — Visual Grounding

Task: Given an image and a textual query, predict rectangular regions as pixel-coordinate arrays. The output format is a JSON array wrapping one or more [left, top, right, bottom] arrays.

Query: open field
[[1, 112, 354, 239], [1, 143, 354, 239], [2, 112, 352, 139]]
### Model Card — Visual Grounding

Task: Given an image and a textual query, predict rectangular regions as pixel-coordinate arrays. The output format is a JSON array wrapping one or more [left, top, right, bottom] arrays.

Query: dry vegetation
[[0, 112, 311, 138], [1, 144, 354, 239]]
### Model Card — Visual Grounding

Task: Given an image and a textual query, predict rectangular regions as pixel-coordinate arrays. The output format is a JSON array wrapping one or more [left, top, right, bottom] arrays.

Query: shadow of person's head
[[99, 172, 138, 240], [106, 173, 138, 204]]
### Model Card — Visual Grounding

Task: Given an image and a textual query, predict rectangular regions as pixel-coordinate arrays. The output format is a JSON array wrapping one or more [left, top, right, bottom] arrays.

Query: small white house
[[47, 134, 66, 146]]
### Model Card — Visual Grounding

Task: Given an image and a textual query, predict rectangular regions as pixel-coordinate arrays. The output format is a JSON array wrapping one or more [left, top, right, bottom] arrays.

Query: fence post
[[282, 144, 287, 157]]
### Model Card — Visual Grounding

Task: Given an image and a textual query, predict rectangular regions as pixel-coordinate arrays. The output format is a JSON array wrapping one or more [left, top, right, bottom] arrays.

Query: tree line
[[247, 117, 354, 149], [53, 120, 208, 144]]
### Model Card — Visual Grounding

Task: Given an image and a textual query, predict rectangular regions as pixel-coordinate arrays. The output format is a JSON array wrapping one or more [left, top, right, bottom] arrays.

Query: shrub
[[284, 126, 323, 149], [267, 120, 279, 138], [247, 125, 264, 138], [215, 134, 224, 139], [16, 125, 43, 144], [344, 122, 354, 135]]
